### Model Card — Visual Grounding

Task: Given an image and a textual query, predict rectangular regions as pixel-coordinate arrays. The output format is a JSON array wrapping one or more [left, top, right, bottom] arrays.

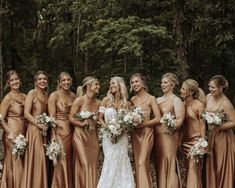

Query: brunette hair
[[4, 70, 21, 91], [34, 70, 49, 91], [209, 75, 228, 92], [130, 73, 148, 92]]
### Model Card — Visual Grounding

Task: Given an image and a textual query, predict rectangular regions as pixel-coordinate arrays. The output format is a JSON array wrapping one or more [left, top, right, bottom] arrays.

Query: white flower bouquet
[[123, 106, 144, 131], [160, 112, 176, 135], [200, 111, 227, 126], [73, 111, 97, 132], [44, 141, 64, 166], [12, 134, 27, 157], [36, 113, 57, 136], [188, 137, 208, 162]]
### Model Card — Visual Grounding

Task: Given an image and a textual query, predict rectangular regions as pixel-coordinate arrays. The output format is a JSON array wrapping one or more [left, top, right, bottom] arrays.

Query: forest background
[[1, 0, 235, 103]]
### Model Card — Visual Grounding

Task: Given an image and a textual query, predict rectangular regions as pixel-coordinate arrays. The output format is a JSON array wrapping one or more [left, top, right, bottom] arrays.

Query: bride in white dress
[[97, 76, 135, 188]]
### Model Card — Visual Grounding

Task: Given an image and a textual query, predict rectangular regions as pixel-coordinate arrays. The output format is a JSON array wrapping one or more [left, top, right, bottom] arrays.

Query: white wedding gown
[[97, 107, 135, 188]]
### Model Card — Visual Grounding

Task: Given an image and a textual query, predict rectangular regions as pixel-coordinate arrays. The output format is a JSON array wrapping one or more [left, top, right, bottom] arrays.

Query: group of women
[[0, 70, 234, 188]]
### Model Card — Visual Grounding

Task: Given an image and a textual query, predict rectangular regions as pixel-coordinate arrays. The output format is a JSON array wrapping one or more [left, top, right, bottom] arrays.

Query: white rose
[[200, 140, 208, 147], [206, 115, 214, 124]]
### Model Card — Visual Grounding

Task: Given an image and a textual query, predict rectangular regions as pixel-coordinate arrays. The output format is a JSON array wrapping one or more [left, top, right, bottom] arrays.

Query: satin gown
[[51, 98, 74, 188], [181, 104, 202, 188], [154, 97, 181, 188], [21, 91, 48, 188], [97, 107, 135, 188], [206, 103, 235, 188], [132, 95, 154, 188], [73, 104, 99, 188], [1, 95, 26, 188]]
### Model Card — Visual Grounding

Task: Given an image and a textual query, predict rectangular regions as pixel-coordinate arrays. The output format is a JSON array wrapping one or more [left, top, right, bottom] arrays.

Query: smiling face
[[109, 79, 119, 94], [208, 80, 222, 97], [8, 73, 21, 91], [180, 83, 190, 99], [35, 73, 48, 90], [89, 80, 100, 94], [60, 75, 72, 91], [130, 76, 144, 93], [161, 77, 173, 94]]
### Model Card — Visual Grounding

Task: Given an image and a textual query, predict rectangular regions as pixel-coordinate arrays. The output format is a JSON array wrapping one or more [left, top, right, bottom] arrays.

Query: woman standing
[[69, 76, 100, 188], [130, 73, 161, 188], [154, 73, 185, 188], [0, 70, 26, 188], [48, 72, 75, 188], [97, 76, 135, 188], [21, 71, 49, 188], [180, 79, 206, 188], [205, 75, 235, 188]]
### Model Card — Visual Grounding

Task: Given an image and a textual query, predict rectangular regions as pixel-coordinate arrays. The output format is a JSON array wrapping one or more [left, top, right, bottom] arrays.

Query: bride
[[97, 76, 135, 188]]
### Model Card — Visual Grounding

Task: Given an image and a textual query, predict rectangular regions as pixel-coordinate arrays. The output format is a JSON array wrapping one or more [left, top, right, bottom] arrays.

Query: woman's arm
[[48, 92, 57, 140], [69, 97, 84, 127], [197, 101, 206, 138], [173, 97, 185, 130], [0, 94, 12, 134], [98, 97, 108, 127]]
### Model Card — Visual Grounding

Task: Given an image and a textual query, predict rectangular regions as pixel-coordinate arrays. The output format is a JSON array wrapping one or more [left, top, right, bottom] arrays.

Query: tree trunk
[[173, 0, 188, 79]]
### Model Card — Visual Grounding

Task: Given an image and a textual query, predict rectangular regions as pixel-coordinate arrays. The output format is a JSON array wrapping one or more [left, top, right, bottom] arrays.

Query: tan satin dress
[[21, 91, 48, 188], [154, 97, 181, 188], [131, 95, 153, 188], [1, 95, 26, 188], [51, 98, 74, 188], [206, 104, 235, 188], [181, 104, 202, 188], [73, 102, 99, 188]]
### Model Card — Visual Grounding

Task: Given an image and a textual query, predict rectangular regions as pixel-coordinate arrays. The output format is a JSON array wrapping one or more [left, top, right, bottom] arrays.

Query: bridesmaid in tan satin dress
[[205, 75, 235, 188], [0, 70, 26, 188], [129, 73, 161, 188], [21, 71, 49, 188], [180, 79, 206, 188], [154, 73, 185, 188], [48, 72, 75, 188], [69, 76, 100, 188]]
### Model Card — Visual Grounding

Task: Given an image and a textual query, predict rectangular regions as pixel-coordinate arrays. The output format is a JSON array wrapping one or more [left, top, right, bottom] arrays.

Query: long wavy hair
[[76, 76, 99, 97], [106, 76, 129, 109], [4, 70, 21, 92], [34, 70, 49, 92], [56, 72, 73, 90], [129, 73, 148, 92]]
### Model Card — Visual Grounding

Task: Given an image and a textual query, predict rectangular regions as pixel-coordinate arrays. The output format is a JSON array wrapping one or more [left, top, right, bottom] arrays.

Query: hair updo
[[209, 75, 228, 92], [76, 76, 99, 97], [162, 73, 179, 89]]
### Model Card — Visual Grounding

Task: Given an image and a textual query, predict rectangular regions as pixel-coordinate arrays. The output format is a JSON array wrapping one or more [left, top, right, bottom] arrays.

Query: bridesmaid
[[129, 73, 161, 188], [69, 76, 100, 188], [0, 70, 26, 188], [205, 75, 235, 188], [48, 72, 75, 188], [21, 71, 49, 188], [180, 79, 206, 188], [154, 73, 185, 188]]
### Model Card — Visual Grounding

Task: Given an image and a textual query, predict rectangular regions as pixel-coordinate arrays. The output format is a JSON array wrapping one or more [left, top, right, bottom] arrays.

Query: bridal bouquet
[[36, 113, 57, 136], [188, 137, 208, 163], [200, 111, 227, 126], [12, 134, 27, 157], [160, 112, 176, 135], [44, 141, 64, 166], [123, 106, 144, 131], [73, 111, 97, 132], [0, 114, 3, 123]]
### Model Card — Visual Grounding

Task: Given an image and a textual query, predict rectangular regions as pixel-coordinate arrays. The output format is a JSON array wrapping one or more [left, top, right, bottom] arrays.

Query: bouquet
[[36, 113, 57, 136], [73, 111, 97, 132], [160, 112, 176, 135], [102, 109, 128, 144], [44, 141, 64, 166], [200, 111, 227, 126], [123, 106, 144, 131], [188, 137, 208, 162], [11, 134, 27, 157]]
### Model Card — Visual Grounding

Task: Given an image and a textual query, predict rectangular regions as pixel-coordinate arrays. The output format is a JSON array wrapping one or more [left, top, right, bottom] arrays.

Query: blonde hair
[[162, 73, 179, 89], [34, 70, 49, 91], [76, 76, 99, 97], [107, 76, 129, 109], [130, 73, 148, 92], [183, 79, 205, 103], [209, 75, 228, 92], [56, 72, 72, 90]]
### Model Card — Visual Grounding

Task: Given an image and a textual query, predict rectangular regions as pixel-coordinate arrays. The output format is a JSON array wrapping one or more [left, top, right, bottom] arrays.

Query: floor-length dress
[[1, 96, 26, 188], [154, 97, 181, 188], [51, 99, 74, 188], [73, 107, 99, 188], [206, 103, 235, 188], [21, 92, 48, 188], [181, 104, 202, 188], [132, 95, 154, 188], [97, 107, 135, 188]]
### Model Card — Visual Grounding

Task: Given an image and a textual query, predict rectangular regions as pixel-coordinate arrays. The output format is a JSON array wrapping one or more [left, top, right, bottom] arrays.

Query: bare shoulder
[[101, 96, 108, 106], [173, 95, 183, 105], [1, 93, 12, 104], [130, 95, 137, 102], [49, 90, 59, 98], [222, 97, 234, 110]]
